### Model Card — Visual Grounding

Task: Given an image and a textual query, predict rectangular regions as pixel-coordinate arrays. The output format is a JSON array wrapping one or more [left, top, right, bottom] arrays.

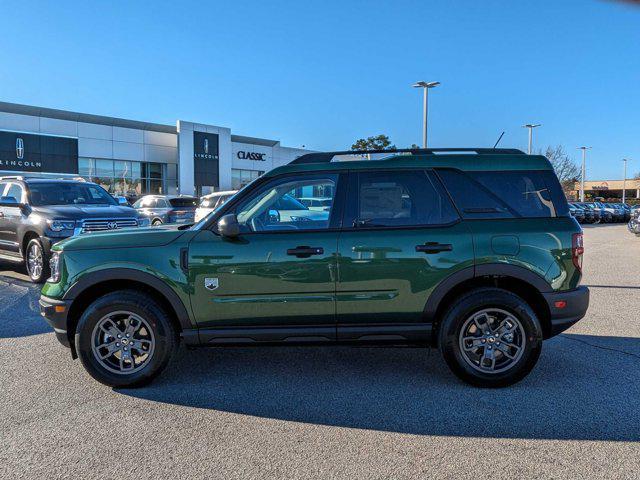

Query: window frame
[[340, 168, 461, 231], [207, 170, 348, 235]]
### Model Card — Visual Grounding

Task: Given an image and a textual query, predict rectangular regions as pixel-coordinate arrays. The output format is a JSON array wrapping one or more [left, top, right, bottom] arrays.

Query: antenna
[[493, 131, 505, 148]]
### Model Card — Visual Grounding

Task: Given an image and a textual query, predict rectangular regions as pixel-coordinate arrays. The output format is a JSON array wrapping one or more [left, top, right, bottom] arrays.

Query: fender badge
[[204, 278, 219, 291]]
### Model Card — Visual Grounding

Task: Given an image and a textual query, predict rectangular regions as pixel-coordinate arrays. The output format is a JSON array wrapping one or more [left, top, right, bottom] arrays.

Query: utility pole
[[577, 146, 592, 202], [522, 124, 541, 154], [622, 158, 628, 204]]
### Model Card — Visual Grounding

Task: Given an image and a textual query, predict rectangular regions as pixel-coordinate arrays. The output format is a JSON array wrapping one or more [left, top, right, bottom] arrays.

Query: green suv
[[40, 148, 589, 388]]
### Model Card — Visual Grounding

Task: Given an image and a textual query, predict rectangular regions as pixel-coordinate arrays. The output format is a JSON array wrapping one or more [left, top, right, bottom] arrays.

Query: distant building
[[0, 101, 311, 198], [571, 179, 640, 201]]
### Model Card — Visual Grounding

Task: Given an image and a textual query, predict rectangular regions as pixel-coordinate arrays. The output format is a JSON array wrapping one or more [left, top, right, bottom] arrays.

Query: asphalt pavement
[[1, 224, 639, 479]]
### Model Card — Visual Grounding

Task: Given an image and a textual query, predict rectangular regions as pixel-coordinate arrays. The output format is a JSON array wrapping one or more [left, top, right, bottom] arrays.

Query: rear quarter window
[[436, 169, 569, 219]]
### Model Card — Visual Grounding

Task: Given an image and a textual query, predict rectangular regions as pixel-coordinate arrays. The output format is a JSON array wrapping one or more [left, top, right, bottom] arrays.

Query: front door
[[188, 172, 344, 342], [336, 169, 474, 341], [0, 183, 24, 255]]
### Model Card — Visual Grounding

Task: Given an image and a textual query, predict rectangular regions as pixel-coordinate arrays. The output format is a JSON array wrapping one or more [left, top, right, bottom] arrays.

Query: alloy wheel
[[91, 311, 156, 375], [458, 308, 526, 374], [27, 242, 43, 280]]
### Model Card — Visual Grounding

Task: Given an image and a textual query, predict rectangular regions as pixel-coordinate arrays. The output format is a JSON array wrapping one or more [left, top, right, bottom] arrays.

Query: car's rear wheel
[[75, 290, 178, 388], [438, 288, 542, 388], [152, 218, 163, 226], [25, 237, 50, 283]]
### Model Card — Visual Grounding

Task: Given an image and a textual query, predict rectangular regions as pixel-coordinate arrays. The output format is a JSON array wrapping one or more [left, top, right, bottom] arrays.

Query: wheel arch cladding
[[64, 268, 192, 344], [424, 264, 552, 342]]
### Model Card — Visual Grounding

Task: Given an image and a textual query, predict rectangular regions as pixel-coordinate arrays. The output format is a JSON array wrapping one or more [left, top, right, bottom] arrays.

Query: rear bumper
[[39, 295, 72, 347], [543, 286, 589, 338]]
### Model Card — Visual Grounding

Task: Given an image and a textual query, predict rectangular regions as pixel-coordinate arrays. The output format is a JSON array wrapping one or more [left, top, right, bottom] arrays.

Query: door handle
[[415, 242, 453, 254], [286, 246, 324, 258]]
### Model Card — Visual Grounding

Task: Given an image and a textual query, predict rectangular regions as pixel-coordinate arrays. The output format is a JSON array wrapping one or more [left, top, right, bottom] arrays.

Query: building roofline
[[0, 101, 177, 134], [230, 134, 279, 147]]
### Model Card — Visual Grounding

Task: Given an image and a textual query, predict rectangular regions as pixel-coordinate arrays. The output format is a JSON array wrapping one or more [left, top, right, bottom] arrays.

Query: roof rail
[[289, 148, 526, 165], [0, 175, 25, 181]]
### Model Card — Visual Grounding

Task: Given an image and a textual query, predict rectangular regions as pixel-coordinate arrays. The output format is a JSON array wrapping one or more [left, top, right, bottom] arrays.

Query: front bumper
[[39, 295, 72, 347], [543, 286, 589, 338]]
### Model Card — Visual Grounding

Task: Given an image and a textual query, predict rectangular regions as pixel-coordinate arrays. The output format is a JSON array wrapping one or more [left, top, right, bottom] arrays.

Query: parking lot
[[0, 224, 639, 479]]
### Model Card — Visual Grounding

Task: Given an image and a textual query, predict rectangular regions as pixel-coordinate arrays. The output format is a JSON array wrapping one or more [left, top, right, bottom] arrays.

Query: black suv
[[0, 177, 148, 282]]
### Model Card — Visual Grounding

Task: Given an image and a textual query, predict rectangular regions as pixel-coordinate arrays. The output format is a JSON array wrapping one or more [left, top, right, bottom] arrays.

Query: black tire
[[24, 237, 50, 283], [438, 288, 543, 388], [75, 290, 178, 388], [152, 218, 163, 226]]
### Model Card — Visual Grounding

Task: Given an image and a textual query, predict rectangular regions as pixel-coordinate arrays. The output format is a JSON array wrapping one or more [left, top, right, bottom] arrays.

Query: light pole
[[522, 124, 541, 154], [412, 81, 440, 148], [622, 158, 629, 204], [578, 146, 592, 202]]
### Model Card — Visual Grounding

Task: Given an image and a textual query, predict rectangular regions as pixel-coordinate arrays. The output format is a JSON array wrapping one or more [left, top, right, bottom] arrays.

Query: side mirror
[[268, 209, 280, 223], [0, 196, 19, 207], [217, 214, 240, 238], [116, 196, 129, 206]]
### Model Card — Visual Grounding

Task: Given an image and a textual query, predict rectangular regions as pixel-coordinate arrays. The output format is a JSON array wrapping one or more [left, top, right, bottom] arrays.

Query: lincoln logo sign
[[237, 151, 266, 161], [16, 138, 24, 159], [0, 131, 78, 173]]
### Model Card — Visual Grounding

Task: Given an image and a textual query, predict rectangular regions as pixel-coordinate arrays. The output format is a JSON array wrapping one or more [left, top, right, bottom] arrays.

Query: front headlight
[[137, 217, 150, 227], [48, 252, 61, 283], [47, 219, 76, 232]]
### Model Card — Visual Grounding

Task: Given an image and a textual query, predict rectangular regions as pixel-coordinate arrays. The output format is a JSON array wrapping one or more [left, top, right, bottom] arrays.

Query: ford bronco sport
[[40, 148, 589, 388]]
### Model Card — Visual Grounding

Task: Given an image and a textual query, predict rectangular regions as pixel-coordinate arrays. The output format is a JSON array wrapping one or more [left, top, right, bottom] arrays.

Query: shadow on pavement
[[0, 264, 47, 338], [121, 333, 640, 441]]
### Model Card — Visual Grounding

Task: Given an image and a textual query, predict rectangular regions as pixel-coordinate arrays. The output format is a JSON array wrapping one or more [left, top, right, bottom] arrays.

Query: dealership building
[[570, 179, 640, 201], [0, 101, 311, 197]]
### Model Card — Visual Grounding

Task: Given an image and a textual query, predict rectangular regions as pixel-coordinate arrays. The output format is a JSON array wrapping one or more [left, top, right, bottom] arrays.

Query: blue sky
[[0, 0, 638, 179]]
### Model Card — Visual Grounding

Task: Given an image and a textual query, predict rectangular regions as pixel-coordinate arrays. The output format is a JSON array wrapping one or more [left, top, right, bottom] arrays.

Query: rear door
[[336, 169, 474, 342]]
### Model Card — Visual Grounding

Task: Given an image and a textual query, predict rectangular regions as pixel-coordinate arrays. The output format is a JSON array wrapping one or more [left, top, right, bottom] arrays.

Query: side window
[[346, 170, 459, 228], [234, 174, 338, 232], [437, 169, 568, 218], [436, 169, 514, 219], [0, 182, 7, 196], [5, 183, 23, 202]]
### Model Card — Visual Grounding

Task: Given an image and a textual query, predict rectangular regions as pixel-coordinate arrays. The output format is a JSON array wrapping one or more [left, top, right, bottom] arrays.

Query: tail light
[[572, 233, 584, 271]]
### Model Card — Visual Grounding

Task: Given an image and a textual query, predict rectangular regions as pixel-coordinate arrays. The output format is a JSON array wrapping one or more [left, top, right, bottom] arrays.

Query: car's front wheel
[[438, 288, 543, 388], [25, 237, 50, 283], [75, 290, 178, 388]]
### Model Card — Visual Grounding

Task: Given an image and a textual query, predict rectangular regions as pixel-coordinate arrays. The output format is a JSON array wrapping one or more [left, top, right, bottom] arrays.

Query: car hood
[[55, 224, 192, 251], [32, 204, 139, 220]]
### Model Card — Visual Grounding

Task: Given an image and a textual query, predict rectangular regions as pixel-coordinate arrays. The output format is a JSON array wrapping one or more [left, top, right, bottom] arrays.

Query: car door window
[[233, 174, 338, 232], [5, 183, 23, 202], [346, 170, 458, 228]]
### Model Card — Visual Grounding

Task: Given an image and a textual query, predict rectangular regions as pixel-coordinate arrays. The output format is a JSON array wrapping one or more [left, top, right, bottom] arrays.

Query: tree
[[351, 134, 395, 151], [541, 145, 580, 193]]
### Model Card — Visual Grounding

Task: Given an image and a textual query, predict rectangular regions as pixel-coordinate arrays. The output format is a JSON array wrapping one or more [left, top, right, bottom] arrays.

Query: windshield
[[28, 182, 117, 206]]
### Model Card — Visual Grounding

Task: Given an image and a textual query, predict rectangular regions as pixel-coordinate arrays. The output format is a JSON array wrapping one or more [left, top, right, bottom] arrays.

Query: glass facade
[[78, 158, 167, 198], [231, 168, 264, 190]]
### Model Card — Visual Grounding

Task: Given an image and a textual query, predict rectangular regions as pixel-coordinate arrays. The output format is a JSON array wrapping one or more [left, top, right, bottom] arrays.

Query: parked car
[[297, 197, 333, 212], [133, 195, 198, 225], [628, 206, 640, 235], [0, 176, 148, 282], [589, 202, 612, 223], [569, 203, 585, 223], [576, 202, 600, 223], [194, 190, 238, 223], [595, 202, 623, 222], [40, 148, 589, 388]]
